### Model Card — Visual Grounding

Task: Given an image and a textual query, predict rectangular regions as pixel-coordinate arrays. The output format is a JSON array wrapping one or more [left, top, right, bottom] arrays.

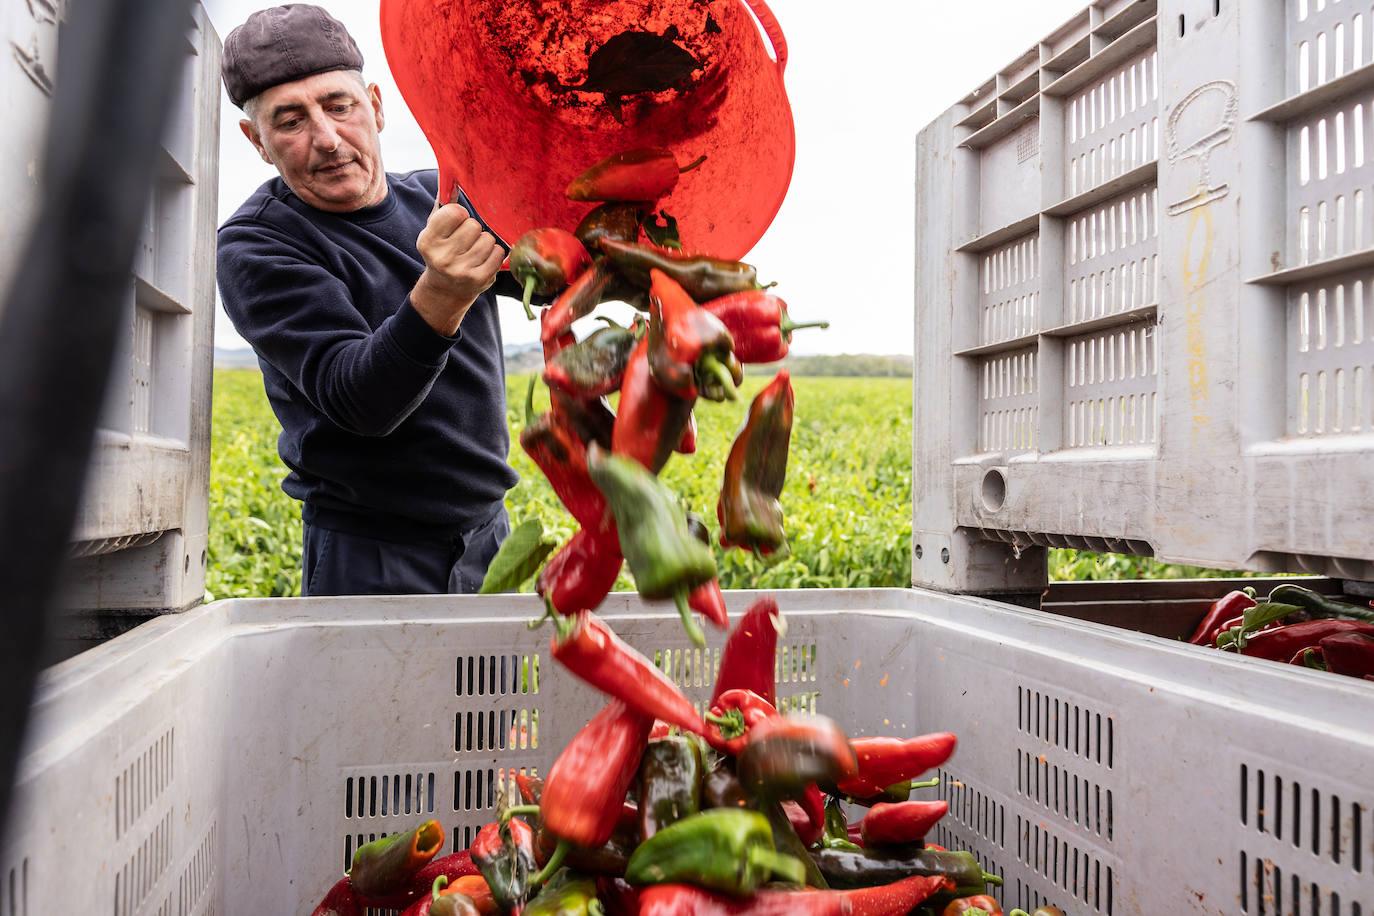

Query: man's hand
[[410, 200, 504, 337]]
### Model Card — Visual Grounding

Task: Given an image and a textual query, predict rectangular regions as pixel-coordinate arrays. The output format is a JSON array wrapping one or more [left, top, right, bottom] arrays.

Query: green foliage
[[207, 368, 1249, 599]]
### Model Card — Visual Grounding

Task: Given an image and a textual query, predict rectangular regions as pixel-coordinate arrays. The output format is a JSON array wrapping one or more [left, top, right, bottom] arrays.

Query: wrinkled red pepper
[[543, 317, 640, 399], [1238, 619, 1374, 661], [566, 147, 705, 202], [612, 337, 695, 473], [702, 290, 829, 363], [508, 228, 592, 320], [1317, 630, 1374, 679], [859, 800, 949, 847], [712, 597, 785, 707], [718, 370, 794, 554], [1189, 588, 1257, 645], [540, 262, 615, 343], [536, 528, 623, 618], [551, 611, 707, 735], [837, 733, 959, 799], [636, 874, 954, 915], [468, 818, 535, 911], [647, 268, 743, 402], [599, 237, 764, 302], [739, 714, 859, 798], [534, 699, 654, 881]]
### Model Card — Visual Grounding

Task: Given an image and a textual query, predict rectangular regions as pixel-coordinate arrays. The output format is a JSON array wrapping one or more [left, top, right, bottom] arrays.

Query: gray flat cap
[[222, 4, 364, 108]]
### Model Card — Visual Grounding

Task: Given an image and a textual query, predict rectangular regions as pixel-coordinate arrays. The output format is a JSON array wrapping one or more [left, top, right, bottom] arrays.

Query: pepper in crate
[[625, 808, 806, 895], [469, 817, 537, 910], [347, 819, 445, 902]]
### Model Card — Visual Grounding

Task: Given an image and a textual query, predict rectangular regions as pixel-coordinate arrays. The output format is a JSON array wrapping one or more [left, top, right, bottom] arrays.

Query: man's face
[[240, 71, 387, 212]]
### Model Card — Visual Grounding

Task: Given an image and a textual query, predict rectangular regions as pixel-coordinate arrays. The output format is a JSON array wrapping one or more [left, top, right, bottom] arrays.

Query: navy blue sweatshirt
[[216, 169, 519, 543]]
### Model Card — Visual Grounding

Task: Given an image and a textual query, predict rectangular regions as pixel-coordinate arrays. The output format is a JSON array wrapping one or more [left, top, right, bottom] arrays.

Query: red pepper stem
[[746, 844, 808, 886], [704, 708, 745, 738], [432, 875, 448, 899], [522, 275, 538, 321], [588, 901, 605, 916], [674, 588, 707, 648], [697, 353, 738, 401], [910, 777, 940, 789], [501, 804, 541, 825], [983, 870, 1003, 887], [778, 315, 830, 336], [530, 837, 569, 887], [678, 154, 707, 174], [524, 376, 537, 427]]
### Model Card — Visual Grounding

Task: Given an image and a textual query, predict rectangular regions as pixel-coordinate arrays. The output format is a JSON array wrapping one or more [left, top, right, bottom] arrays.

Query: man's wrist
[[410, 269, 474, 337]]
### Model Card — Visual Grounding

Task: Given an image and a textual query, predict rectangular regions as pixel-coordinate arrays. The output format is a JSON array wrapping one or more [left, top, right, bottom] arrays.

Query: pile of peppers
[[312, 598, 1026, 916], [1189, 583, 1374, 680]]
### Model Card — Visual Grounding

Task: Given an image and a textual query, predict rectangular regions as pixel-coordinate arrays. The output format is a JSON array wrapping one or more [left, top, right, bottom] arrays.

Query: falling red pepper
[[702, 290, 829, 363], [677, 411, 697, 455], [647, 269, 743, 402], [540, 262, 616, 343], [636, 874, 953, 915], [1188, 588, 1257, 645], [566, 147, 706, 203], [858, 800, 950, 847], [718, 370, 794, 554], [612, 337, 695, 474], [783, 786, 828, 847], [535, 528, 622, 618], [508, 228, 592, 320], [518, 381, 610, 533], [599, 237, 764, 301], [551, 611, 707, 735], [575, 201, 644, 251], [711, 596, 786, 707], [739, 714, 860, 798], [688, 578, 729, 631], [533, 699, 654, 883], [543, 317, 640, 398], [836, 733, 959, 799], [703, 689, 779, 757]]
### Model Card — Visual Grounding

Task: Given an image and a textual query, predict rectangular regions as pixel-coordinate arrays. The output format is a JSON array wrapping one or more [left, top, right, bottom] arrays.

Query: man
[[217, 5, 521, 596]]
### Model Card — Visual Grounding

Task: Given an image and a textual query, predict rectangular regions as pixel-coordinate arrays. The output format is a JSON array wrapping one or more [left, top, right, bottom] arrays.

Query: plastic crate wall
[[51, 5, 218, 615], [3, 590, 1370, 915], [914, 0, 1374, 593]]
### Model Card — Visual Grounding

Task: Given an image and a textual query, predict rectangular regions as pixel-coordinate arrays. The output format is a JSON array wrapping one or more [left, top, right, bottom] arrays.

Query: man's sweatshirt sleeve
[[217, 220, 455, 437]]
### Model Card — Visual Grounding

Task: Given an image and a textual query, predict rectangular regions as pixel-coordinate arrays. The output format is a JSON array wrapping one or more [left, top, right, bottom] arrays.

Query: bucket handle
[[742, 0, 788, 75]]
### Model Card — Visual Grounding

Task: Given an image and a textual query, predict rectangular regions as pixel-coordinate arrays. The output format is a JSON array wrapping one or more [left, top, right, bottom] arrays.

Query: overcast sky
[[205, 0, 1088, 355]]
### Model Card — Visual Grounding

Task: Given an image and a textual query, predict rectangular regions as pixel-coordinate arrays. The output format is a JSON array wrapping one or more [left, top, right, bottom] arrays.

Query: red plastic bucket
[[381, 0, 794, 259]]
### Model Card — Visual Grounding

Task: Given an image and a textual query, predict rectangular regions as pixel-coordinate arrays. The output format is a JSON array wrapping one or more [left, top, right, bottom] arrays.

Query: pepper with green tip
[[469, 817, 536, 910], [598, 237, 763, 302], [586, 444, 717, 647], [646, 269, 743, 403], [625, 809, 807, 895], [348, 820, 445, 900], [524, 868, 606, 916], [509, 228, 592, 321], [811, 845, 1002, 893], [544, 318, 641, 399], [718, 370, 793, 554]]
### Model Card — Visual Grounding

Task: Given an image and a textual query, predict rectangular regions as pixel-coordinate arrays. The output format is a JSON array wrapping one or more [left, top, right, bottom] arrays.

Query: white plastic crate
[[914, 0, 1374, 594], [3, 589, 1371, 915]]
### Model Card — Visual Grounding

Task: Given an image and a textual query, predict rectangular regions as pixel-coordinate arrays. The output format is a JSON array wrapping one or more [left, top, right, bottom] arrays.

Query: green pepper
[[347, 820, 445, 899], [638, 736, 704, 840], [523, 868, 605, 916], [811, 845, 1001, 892], [755, 796, 828, 888], [822, 795, 856, 850], [625, 808, 806, 896], [587, 445, 717, 647], [479, 518, 556, 594]]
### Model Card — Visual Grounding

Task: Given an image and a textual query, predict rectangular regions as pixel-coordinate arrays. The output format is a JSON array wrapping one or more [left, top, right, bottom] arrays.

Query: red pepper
[[468, 818, 536, 910], [566, 147, 706, 202], [1318, 631, 1374, 679], [311, 878, 362, 916], [703, 688, 778, 756], [636, 874, 954, 915], [943, 895, 1003, 916], [535, 700, 655, 879], [519, 382, 610, 532], [837, 733, 959, 799], [612, 337, 695, 473], [1189, 588, 1257, 645], [688, 578, 729, 631], [551, 611, 707, 735], [739, 714, 860, 798], [575, 201, 643, 251], [596, 875, 643, 916], [648, 268, 743, 402], [536, 528, 623, 618], [508, 228, 592, 320], [784, 786, 828, 847], [1239, 620, 1374, 662], [540, 262, 615, 343], [702, 290, 829, 363], [599, 237, 764, 301], [718, 370, 794, 554], [354, 851, 482, 912], [515, 773, 543, 805], [677, 411, 697, 454], [859, 800, 949, 847], [712, 596, 785, 707]]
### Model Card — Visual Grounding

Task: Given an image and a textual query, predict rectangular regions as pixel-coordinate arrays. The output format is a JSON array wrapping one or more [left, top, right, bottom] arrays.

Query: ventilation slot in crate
[[453, 766, 533, 814], [1239, 849, 1372, 915], [1289, 0, 1374, 97], [1016, 815, 1114, 915], [5, 858, 26, 916], [981, 234, 1040, 346], [1065, 185, 1159, 324], [176, 821, 215, 916], [116, 727, 174, 839], [655, 646, 720, 691], [455, 707, 538, 754], [1064, 323, 1159, 448], [1017, 687, 1115, 768], [932, 823, 1010, 911], [978, 348, 1038, 455], [456, 653, 540, 697], [1065, 46, 1159, 196], [115, 808, 173, 916], [345, 772, 437, 820], [1018, 749, 1114, 840], [1240, 764, 1367, 873], [1290, 99, 1374, 267], [1286, 270, 1374, 436], [937, 768, 1007, 850]]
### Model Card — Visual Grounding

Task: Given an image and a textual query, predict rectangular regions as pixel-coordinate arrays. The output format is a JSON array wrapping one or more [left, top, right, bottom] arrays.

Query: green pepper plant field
[[207, 368, 1244, 600]]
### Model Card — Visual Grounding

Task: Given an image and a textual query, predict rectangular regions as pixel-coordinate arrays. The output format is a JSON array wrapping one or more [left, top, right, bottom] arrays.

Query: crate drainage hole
[[982, 468, 1008, 512]]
